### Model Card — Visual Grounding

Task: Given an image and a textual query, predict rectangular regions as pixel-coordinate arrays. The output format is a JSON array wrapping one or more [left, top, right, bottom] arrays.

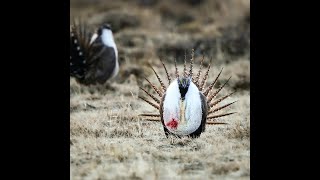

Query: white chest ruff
[[163, 80, 202, 135]]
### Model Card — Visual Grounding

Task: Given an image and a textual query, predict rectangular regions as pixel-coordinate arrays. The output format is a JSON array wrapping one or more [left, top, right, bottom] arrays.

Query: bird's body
[[161, 79, 206, 138], [70, 22, 119, 85], [139, 49, 236, 138]]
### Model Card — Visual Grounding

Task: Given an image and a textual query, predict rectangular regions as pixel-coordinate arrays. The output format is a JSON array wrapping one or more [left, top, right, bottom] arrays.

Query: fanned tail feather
[[207, 112, 237, 120], [138, 114, 161, 117], [199, 62, 211, 91], [209, 91, 236, 107], [206, 76, 232, 100], [149, 65, 167, 92], [144, 77, 163, 97], [139, 87, 160, 104], [174, 58, 179, 79], [194, 55, 205, 87], [203, 68, 224, 96], [141, 118, 161, 122], [206, 121, 228, 125], [208, 101, 237, 115], [138, 96, 160, 110], [183, 50, 188, 78], [160, 58, 171, 85], [189, 49, 194, 80]]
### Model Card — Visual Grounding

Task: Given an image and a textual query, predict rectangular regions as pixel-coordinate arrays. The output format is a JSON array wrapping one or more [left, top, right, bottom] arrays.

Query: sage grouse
[[139, 50, 237, 138], [70, 21, 119, 85]]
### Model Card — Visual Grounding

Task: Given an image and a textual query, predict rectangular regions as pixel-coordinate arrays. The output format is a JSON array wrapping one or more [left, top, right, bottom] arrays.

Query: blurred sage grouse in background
[[139, 49, 237, 138], [70, 21, 119, 85]]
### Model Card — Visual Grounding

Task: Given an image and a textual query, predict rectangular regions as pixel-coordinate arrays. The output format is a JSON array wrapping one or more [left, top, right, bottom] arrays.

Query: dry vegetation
[[70, 0, 250, 179]]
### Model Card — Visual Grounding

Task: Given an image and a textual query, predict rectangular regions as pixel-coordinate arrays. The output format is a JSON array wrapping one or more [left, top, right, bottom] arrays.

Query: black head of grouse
[[70, 21, 119, 85], [139, 49, 237, 138]]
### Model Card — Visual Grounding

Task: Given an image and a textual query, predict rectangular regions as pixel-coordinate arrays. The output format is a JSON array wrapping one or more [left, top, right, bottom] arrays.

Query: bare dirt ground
[[70, 0, 250, 179]]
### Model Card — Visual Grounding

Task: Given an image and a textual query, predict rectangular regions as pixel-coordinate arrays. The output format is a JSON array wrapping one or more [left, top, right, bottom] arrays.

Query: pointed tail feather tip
[[199, 63, 211, 91], [139, 86, 160, 104], [194, 55, 205, 87], [138, 96, 160, 110], [150, 65, 167, 92], [159, 58, 171, 85], [207, 112, 237, 120], [138, 113, 161, 117], [144, 77, 162, 97], [203, 67, 224, 96], [206, 121, 229, 125]]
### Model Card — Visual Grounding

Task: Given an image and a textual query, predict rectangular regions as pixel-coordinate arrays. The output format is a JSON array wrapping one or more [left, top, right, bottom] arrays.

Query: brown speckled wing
[[159, 93, 171, 137], [199, 92, 208, 132], [159, 93, 166, 126], [188, 92, 208, 138]]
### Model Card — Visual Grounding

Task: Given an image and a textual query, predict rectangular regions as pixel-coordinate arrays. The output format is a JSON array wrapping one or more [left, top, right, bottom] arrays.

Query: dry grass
[[70, 0, 250, 179], [70, 61, 249, 180]]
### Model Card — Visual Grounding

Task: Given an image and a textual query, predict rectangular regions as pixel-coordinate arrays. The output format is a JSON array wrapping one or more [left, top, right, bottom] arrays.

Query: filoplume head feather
[[70, 20, 119, 85], [139, 49, 237, 138]]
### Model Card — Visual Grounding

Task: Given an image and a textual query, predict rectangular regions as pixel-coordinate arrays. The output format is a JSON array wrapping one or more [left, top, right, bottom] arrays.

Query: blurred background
[[70, 0, 250, 90]]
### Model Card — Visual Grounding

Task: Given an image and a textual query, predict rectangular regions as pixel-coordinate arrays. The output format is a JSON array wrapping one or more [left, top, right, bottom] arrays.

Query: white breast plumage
[[163, 80, 202, 135]]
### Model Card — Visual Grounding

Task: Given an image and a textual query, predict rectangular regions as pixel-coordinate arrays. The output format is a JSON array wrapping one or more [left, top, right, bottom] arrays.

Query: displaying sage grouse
[[139, 49, 237, 138], [70, 21, 119, 85]]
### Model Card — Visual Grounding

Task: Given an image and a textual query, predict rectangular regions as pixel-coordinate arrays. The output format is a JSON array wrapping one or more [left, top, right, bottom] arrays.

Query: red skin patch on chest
[[166, 118, 178, 129]]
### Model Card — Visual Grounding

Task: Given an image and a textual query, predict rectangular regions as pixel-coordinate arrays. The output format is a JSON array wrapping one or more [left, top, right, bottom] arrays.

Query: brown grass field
[[70, 0, 250, 179]]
